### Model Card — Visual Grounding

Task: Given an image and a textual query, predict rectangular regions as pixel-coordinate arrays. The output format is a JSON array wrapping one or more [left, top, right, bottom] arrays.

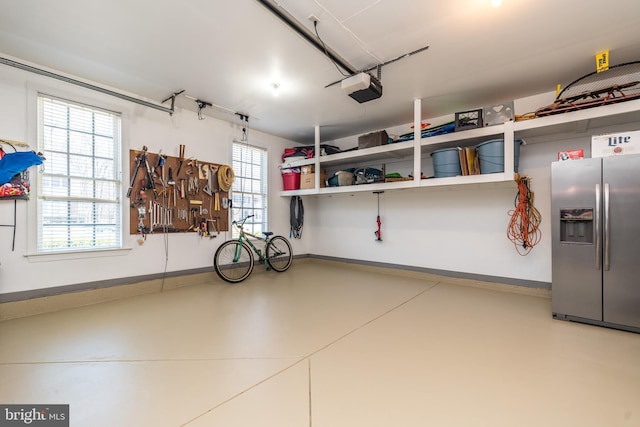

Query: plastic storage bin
[[328, 170, 355, 187], [281, 168, 300, 190], [475, 138, 522, 174], [431, 148, 462, 178]]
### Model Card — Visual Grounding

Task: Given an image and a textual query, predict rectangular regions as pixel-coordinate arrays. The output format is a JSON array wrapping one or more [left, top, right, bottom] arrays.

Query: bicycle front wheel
[[214, 240, 254, 283], [266, 235, 293, 272]]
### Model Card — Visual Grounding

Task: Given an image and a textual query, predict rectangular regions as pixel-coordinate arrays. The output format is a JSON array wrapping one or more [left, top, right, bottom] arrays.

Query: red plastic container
[[282, 169, 300, 190]]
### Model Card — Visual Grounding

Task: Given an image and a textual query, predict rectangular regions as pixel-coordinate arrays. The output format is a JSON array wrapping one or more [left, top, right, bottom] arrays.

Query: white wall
[[305, 174, 554, 284], [0, 64, 307, 295]]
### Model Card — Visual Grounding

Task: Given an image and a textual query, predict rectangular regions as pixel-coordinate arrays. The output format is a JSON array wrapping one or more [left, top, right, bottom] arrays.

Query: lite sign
[[592, 130, 640, 157]]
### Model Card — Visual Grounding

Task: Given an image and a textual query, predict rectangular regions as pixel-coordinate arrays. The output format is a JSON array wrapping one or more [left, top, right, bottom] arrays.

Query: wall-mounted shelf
[[280, 157, 316, 169], [317, 140, 415, 168], [280, 97, 640, 197], [281, 171, 516, 196], [514, 98, 640, 139]]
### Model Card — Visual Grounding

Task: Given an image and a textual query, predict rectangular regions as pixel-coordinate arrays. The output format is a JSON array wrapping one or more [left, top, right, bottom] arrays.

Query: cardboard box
[[301, 165, 314, 174], [299, 172, 327, 189], [358, 130, 389, 149]]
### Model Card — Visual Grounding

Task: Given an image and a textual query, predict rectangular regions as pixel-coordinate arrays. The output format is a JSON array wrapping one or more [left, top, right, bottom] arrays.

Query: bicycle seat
[[262, 231, 273, 237]]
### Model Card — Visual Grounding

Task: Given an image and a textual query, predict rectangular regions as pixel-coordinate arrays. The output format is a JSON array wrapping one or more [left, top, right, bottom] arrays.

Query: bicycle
[[213, 215, 293, 283]]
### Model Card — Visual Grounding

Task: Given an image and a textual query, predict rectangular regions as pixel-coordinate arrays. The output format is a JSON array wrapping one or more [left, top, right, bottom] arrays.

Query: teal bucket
[[476, 138, 522, 174], [431, 148, 462, 178]]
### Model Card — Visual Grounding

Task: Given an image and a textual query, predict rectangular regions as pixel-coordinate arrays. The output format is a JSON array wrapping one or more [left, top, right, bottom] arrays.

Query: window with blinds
[[37, 95, 122, 252], [231, 142, 268, 238]]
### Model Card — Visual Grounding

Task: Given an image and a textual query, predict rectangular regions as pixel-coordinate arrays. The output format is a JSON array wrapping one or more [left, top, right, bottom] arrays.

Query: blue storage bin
[[476, 138, 523, 174], [431, 148, 462, 178]]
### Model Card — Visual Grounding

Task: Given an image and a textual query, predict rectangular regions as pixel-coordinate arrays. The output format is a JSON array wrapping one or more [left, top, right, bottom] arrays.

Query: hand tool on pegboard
[[203, 164, 215, 196], [155, 150, 167, 188], [176, 144, 186, 176], [212, 189, 221, 211], [153, 200, 173, 229], [179, 178, 186, 199], [127, 146, 157, 200], [199, 218, 218, 238]]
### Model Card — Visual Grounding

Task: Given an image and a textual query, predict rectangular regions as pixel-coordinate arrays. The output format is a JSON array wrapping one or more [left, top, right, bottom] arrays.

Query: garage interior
[[1, 1, 640, 426]]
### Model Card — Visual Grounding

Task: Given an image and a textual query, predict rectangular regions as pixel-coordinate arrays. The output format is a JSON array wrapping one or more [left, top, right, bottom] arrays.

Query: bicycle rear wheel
[[266, 235, 293, 272], [214, 240, 254, 283]]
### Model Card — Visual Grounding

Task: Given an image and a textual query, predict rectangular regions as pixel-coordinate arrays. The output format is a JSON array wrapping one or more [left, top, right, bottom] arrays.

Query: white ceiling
[[1, 0, 640, 144]]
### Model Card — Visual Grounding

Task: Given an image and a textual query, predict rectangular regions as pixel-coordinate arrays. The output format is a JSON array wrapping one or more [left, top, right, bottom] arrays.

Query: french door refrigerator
[[551, 154, 640, 333]]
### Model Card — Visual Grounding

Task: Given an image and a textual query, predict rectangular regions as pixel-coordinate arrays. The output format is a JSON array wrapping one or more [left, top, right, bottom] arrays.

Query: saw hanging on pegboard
[[507, 176, 541, 256]]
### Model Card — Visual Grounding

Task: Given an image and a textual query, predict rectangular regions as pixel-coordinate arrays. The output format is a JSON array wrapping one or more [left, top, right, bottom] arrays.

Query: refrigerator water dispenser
[[559, 208, 593, 244]]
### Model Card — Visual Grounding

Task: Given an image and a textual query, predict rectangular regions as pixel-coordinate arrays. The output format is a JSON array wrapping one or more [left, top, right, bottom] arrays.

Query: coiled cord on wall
[[507, 176, 542, 256], [217, 165, 235, 191]]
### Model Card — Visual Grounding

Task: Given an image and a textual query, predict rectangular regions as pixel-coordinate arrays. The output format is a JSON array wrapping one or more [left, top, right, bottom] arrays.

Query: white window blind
[[37, 95, 122, 252], [231, 142, 268, 237]]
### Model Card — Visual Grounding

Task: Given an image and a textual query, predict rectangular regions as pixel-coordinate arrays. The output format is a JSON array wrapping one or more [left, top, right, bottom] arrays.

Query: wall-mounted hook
[[195, 99, 213, 120]]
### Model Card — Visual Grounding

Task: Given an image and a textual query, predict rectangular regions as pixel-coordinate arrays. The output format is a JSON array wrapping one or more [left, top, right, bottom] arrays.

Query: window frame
[[231, 141, 268, 238], [35, 93, 123, 254]]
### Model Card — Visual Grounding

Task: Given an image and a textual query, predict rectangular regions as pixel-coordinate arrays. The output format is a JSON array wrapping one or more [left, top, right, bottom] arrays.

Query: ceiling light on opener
[[271, 82, 281, 97]]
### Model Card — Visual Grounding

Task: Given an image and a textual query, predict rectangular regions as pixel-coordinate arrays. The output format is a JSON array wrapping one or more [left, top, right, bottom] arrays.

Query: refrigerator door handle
[[604, 183, 611, 271], [595, 183, 601, 271]]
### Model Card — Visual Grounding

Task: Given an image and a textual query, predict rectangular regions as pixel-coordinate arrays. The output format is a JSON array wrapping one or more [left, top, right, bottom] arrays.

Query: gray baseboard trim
[[0, 266, 214, 303], [307, 254, 551, 290], [0, 254, 311, 303], [0, 253, 547, 304]]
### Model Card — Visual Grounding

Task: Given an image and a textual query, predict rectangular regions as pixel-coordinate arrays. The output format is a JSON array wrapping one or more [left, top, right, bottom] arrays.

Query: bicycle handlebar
[[232, 214, 254, 227]]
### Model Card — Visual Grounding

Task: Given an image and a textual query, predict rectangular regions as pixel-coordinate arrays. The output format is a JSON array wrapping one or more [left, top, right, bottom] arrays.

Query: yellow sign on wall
[[596, 50, 609, 73]]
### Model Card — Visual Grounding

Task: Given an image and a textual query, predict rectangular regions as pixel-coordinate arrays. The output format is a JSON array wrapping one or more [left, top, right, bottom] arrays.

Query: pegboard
[[127, 148, 231, 235]]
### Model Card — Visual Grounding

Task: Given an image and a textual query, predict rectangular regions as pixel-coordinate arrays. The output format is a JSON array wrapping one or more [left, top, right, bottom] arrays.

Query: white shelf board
[[420, 172, 515, 187], [279, 188, 318, 197], [514, 98, 640, 138], [279, 157, 316, 169], [280, 179, 417, 196], [317, 140, 415, 167], [420, 123, 505, 151], [279, 172, 516, 196]]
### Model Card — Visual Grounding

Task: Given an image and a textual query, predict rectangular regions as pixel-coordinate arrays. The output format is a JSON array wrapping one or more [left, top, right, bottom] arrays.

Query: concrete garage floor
[[1, 260, 639, 426]]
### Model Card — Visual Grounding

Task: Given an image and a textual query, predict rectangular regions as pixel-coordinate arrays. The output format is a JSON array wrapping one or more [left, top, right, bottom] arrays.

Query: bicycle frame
[[231, 217, 268, 264]]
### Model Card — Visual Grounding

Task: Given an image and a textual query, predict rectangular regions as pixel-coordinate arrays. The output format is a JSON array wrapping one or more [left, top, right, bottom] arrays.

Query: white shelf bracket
[[413, 98, 422, 182], [503, 120, 515, 177], [314, 125, 321, 189]]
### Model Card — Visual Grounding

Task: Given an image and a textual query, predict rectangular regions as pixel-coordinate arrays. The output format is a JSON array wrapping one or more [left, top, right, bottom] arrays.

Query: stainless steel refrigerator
[[551, 154, 640, 333]]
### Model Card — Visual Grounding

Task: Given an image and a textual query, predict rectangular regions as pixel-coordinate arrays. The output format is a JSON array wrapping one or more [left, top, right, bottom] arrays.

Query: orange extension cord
[[507, 176, 542, 256]]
